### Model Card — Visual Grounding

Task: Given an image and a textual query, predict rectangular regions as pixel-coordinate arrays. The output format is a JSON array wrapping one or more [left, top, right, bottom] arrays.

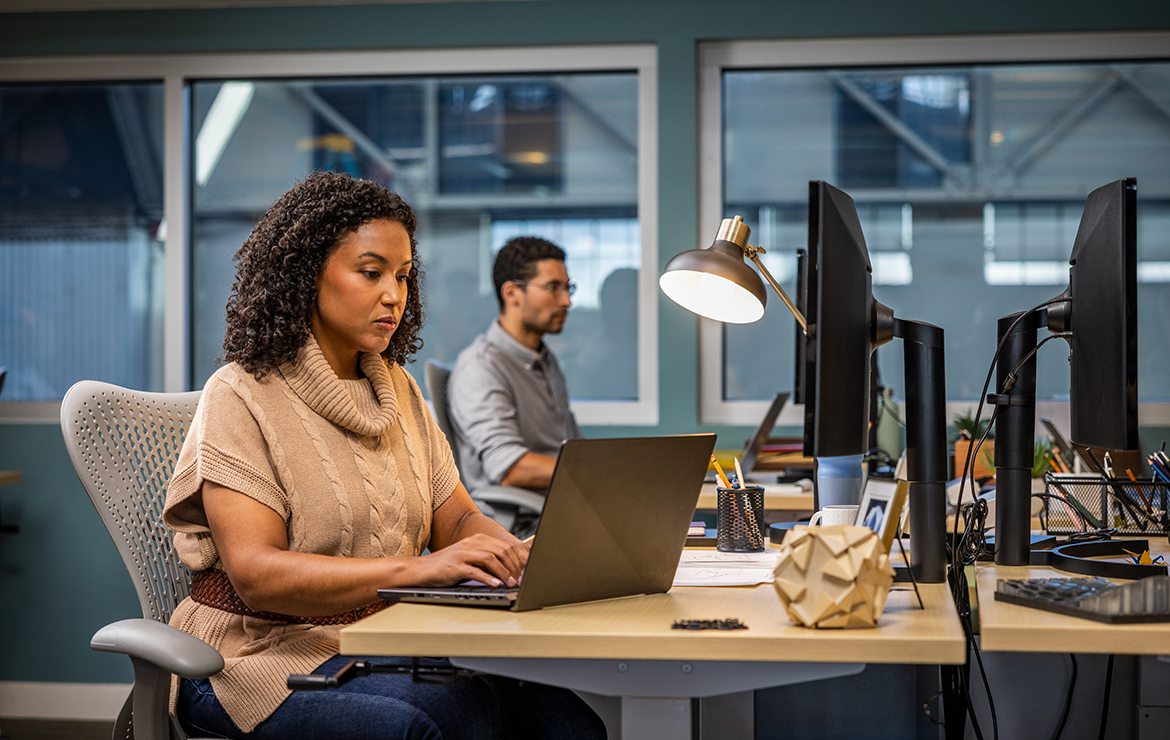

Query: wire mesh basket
[[1043, 474, 1170, 536], [717, 486, 766, 552]]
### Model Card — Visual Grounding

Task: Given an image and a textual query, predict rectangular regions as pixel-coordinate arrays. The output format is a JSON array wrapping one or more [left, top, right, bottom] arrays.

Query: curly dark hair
[[223, 171, 424, 377], [492, 236, 566, 309]]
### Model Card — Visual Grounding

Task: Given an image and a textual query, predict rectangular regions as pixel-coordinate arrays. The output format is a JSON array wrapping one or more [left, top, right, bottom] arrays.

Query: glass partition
[[716, 61, 1170, 410], [0, 83, 165, 400], [191, 72, 642, 403]]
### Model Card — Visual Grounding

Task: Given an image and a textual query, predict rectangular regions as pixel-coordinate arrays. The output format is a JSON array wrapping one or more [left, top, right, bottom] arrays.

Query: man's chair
[[61, 381, 223, 740], [424, 359, 544, 534]]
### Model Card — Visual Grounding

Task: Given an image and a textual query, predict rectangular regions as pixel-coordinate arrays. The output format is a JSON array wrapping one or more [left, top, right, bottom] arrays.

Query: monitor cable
[[1097, 654, 1115, 740], [943, 295, 1064, 740], [1051, 654, 1077, 740]]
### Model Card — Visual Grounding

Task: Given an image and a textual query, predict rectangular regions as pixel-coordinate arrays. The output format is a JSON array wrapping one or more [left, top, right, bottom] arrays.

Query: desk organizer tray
[[1042, 474, 1169, 536]]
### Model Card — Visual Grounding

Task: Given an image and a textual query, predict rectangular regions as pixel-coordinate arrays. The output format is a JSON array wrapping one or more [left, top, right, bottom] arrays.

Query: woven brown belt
[[190, 568, 388, 626]]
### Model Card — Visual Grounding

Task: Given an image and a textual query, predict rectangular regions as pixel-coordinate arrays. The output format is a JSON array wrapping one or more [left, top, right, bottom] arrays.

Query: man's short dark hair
[[492, 236, 567, 308]]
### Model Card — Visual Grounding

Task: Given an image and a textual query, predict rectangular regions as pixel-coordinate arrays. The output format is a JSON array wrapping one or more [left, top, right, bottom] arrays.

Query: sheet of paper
[[673, 549, 781, 586]]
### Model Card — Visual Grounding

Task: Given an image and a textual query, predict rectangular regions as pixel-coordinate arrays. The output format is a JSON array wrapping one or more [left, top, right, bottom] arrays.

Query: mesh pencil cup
[[717, 486, 766, 552]]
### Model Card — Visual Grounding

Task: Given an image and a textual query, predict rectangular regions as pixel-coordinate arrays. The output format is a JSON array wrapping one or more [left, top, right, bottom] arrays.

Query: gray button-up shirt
[[448, 321, 581, 492]]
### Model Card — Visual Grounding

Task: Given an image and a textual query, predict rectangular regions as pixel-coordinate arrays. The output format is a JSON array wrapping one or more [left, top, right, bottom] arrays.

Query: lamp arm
[[746, 248, 807, 334]]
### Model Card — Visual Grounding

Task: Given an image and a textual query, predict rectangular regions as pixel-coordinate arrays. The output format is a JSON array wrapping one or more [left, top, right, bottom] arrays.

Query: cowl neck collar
[[279, 333, 398, 437]]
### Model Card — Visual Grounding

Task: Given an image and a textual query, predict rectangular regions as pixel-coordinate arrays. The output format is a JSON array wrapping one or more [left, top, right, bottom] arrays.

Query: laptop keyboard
[[446, 585, 518, 595]]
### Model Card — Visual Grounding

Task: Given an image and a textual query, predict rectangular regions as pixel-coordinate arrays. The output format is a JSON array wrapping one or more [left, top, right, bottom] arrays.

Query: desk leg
[[622, 697, 694, 740], [450, 657, 862, 740], [579, 692, 753, 740], [699, 692, 753, 740]]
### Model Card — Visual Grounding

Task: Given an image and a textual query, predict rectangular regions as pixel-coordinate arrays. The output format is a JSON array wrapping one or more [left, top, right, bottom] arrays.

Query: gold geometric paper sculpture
[[772, 524, 896, 629]]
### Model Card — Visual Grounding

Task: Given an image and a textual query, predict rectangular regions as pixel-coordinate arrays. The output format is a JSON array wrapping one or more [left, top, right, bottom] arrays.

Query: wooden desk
[[695, 481, 813, 512], [976, 539, 1170, 655], [342, 583, 964, 739]]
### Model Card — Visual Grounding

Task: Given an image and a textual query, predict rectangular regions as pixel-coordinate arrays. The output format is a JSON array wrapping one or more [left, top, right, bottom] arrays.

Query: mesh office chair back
[[422, 358, 545, 535], [61, 381, 222, 740], [61, 380, 201, 623]]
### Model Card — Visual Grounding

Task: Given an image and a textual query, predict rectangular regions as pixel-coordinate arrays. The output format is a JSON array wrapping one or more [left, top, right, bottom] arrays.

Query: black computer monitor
[[994, 178, 1139, 565], [1062, 178, 1139, 452], [793, 249, 808, 406], [802, 181, 948, 582], [802, 181, 886, 458]]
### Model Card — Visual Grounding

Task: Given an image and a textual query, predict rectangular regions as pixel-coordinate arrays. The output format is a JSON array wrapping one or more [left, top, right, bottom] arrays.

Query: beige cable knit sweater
[[163, 334, 460, 732]]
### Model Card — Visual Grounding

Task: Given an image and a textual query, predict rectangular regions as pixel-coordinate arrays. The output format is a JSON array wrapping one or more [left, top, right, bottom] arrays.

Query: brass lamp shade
[[659, 217, 768, 324]]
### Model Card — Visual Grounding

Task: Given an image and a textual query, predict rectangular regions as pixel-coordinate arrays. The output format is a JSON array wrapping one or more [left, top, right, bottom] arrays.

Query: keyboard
[[995, 576, 1170, 624]]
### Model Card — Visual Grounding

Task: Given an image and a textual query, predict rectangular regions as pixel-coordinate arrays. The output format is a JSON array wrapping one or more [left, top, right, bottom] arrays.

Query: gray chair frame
[[424, 359, 544, 533], [61, 381, 223, 740]]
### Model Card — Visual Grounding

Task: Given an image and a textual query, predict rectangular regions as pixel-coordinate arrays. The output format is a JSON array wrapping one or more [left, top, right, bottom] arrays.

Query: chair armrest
[[471, 485, 545, 515], [91, 619, 224, 679]]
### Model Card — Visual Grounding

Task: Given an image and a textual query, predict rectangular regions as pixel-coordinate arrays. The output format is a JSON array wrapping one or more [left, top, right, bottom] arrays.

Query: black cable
[[875, 391, 908, 428], [1051, 654, 1077, 740], [956, 498, 990, 565], [968, 622, 999, 740], [951, 498, 998, 740], [951, 295, 1064, 549], [943, 296, 1063, 740], [1029, 493, 1091, 531], [946, 564, 987, 740], [1002, 332, 1068, 392], [1098, 654, 1115, 740], [953, 406, 999, 562], [1067, 528, 1118, 543]]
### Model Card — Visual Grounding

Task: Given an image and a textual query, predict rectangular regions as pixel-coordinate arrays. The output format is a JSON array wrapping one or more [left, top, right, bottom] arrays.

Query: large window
[[0, 46, 658, 425], [0, 83, 165, 402], [700, 34, 1170, 426], [190, 72, 646, 411]]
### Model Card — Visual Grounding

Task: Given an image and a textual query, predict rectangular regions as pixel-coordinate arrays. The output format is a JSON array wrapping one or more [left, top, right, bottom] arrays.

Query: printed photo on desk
[[857, 478, 909, 552]]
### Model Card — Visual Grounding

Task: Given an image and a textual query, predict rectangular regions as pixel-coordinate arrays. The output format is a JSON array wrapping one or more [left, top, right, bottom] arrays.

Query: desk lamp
[[662, 182, 949, 583], [659, 214, 804, 330]]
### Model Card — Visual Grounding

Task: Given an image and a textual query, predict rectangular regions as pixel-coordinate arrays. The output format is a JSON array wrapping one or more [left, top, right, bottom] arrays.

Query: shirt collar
[[486, 320, 547, 370]]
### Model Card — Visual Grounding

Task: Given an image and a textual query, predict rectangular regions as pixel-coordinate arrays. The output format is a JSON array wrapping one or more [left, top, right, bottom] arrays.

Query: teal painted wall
[[1, 0, 1168, 685]]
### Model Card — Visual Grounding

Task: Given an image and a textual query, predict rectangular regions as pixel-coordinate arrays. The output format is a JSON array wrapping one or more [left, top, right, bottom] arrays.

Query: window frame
[[0, 44, 659, 424], [698, 31, 1170, 428]]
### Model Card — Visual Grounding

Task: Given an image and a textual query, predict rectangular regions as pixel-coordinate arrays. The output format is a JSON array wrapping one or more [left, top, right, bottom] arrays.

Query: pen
[[1149, 454, 1170, 483], [710, 455, 732, 489], [733, 456, 746, 489], [1051, 445, 1070, 474], [1084, 447, 1107, 477], [1126, 468, 1154, 512]]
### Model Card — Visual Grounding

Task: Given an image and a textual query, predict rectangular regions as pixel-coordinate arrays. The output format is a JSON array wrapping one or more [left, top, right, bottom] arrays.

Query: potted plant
[[953, 410, 995, 481]]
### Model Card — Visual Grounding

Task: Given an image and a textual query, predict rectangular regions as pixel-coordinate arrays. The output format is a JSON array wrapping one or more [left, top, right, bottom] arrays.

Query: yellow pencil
[[710, 455, 732, 488], [733, 456, 746, 489]]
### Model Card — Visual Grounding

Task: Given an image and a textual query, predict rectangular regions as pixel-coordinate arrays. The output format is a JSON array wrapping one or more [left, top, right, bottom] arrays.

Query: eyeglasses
[[521, 281, 577, 298]]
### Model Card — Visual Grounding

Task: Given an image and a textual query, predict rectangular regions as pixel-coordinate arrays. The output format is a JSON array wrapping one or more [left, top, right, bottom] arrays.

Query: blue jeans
[[177, 655, 606, 740]]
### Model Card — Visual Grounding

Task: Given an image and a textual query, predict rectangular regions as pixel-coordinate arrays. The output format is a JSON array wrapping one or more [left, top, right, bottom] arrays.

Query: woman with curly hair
[[163, 171, 604, 739]]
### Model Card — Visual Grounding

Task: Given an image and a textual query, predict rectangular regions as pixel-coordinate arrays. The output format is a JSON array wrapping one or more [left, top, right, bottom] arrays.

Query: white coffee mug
[[808, 504, 860, 527]]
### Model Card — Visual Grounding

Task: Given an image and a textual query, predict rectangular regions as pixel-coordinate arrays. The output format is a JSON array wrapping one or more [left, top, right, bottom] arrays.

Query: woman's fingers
[[429, 534, 529, 586]]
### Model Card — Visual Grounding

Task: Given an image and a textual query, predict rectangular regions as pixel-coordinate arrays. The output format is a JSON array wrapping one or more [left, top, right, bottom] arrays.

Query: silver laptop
[[379, 433, 717, 611], [705, 392, 789, 484], [741, 392, 790, 476]]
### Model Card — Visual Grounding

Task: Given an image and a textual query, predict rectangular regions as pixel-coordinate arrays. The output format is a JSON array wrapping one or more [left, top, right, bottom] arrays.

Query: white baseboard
[[0, 681, 130, 721]]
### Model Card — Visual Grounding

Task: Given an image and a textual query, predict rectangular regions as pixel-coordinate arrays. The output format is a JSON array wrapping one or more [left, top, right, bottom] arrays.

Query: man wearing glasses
[[449, 237, 582, 496]]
